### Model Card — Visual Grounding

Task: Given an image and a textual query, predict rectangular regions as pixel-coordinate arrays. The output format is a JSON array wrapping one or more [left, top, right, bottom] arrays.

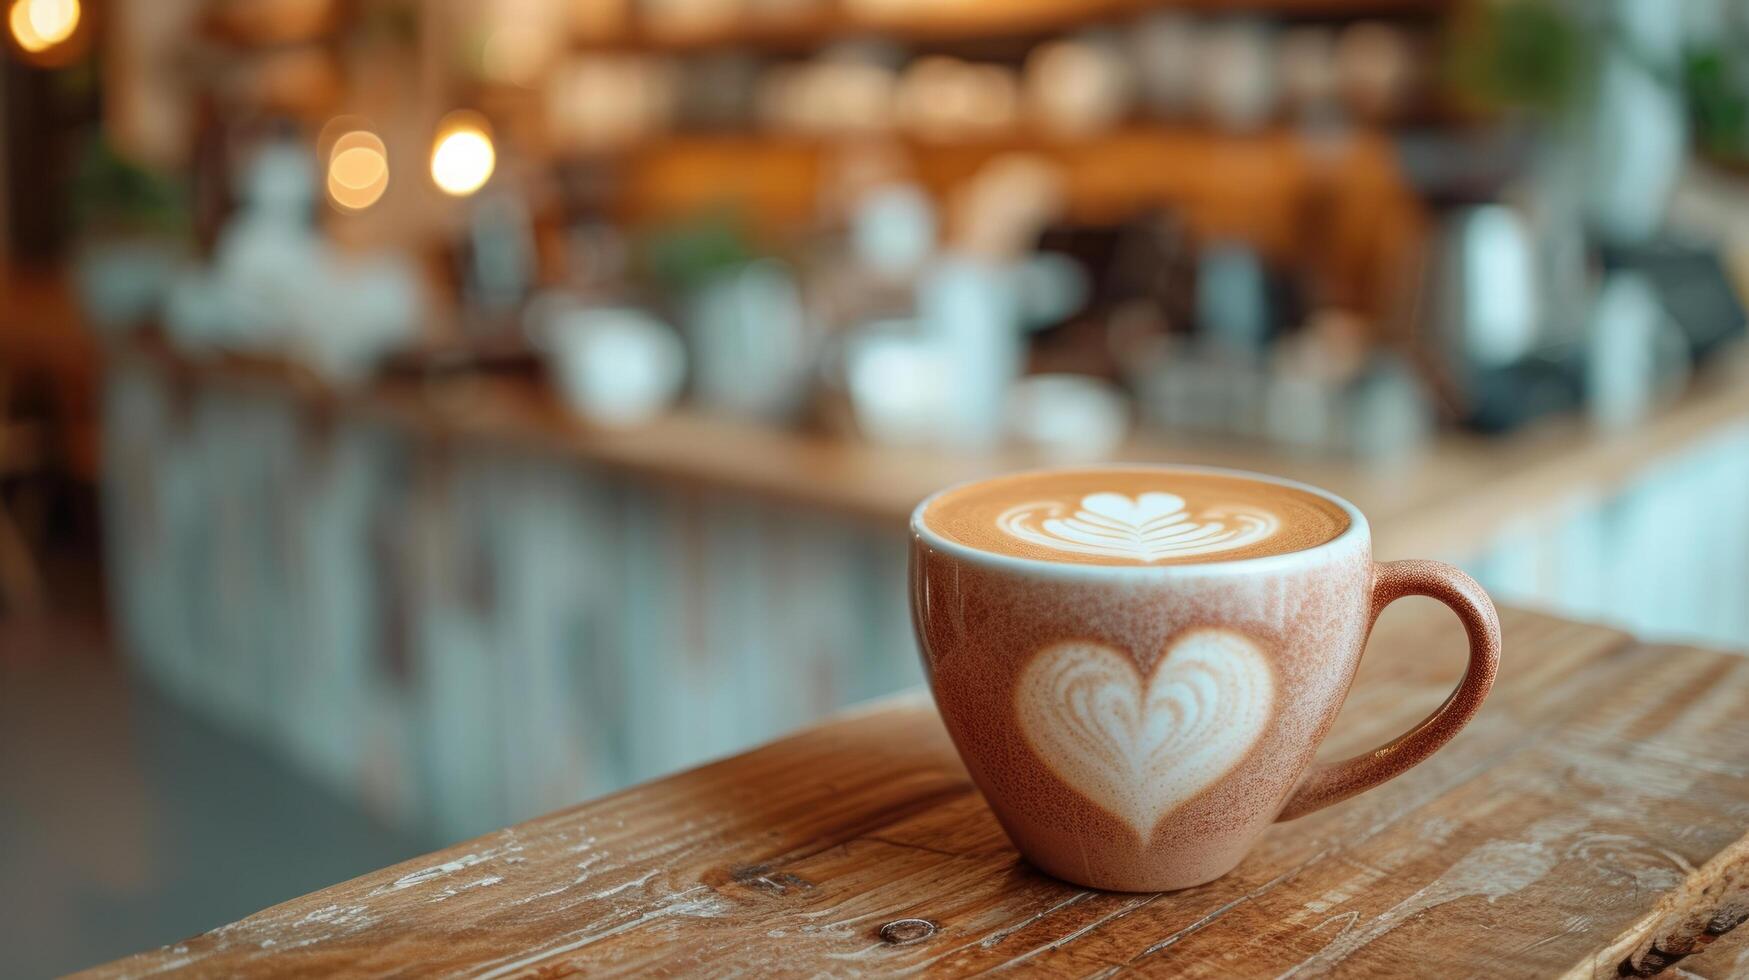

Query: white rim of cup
[[909, 462, 1372, 580]]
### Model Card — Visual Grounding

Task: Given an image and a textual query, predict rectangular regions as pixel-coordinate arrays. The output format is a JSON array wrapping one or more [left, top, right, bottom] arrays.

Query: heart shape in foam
[[1016, 630, 1275, 839], [997, 491, 1280, 563], [1078, 491, 1187, 527]]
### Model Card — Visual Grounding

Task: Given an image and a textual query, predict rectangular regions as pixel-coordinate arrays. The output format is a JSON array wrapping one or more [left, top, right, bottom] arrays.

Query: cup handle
[[1275, 560, 1501, 822]]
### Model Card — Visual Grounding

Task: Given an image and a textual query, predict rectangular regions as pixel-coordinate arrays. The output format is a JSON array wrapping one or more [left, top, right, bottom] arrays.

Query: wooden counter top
[[88, 605, 1749, 977], [114, 336, 1749, 561]]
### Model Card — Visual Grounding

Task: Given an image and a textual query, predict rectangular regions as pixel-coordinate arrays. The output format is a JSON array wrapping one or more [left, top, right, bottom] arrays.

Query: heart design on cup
[[1080, 491, 1185, 526], [996, 491, 1279, 563], [1015, 630, 1275, 839]]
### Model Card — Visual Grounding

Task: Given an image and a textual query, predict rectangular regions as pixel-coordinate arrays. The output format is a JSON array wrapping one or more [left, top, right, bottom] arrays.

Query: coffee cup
[[910, 465, 1499, 892]]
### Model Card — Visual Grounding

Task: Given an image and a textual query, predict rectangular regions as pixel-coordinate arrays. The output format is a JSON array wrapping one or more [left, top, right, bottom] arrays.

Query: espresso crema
[[921, 467, 1351, 566]]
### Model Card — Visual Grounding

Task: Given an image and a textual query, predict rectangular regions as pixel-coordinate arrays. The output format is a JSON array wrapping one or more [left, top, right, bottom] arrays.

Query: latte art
[[920, 466, 1351, 567], [997, 491, 1279, 563], [1017, 630, 1275, 838]]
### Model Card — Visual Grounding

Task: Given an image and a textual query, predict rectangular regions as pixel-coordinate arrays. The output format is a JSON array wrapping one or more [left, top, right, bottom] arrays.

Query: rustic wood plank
[[85, 606, 1749, 978]]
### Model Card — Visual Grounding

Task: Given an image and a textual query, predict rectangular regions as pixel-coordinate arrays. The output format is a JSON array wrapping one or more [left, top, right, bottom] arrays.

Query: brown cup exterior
[[910, 471, 1500, 893]]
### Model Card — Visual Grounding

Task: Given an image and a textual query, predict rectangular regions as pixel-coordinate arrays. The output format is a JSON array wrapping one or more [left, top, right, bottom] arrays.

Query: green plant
[[1447, 0, 1596, 114], [71, 134, 191, 239], [1685, 46, 1749, 162], [638, 207, 761, 297]]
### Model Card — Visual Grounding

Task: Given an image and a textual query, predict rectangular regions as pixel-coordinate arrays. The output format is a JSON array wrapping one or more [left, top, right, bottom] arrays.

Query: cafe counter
[[100, 338, 1749, 840]]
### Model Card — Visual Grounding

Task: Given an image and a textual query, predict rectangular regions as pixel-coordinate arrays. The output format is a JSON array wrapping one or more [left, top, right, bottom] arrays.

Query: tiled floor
[[0, 608, 429, 977]]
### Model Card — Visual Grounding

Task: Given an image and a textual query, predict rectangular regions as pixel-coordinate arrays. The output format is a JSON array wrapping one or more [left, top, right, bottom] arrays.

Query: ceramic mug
[[910, 465, 1500, 892]]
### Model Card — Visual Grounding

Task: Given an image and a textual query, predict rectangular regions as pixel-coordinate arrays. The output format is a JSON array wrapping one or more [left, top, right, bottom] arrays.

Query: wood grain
[[86, 605, 1749, 978]]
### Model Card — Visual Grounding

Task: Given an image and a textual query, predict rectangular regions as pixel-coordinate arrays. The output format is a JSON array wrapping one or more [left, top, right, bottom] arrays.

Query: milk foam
[[997, 491, 1279, 563], [922, 468, 1351, 567]]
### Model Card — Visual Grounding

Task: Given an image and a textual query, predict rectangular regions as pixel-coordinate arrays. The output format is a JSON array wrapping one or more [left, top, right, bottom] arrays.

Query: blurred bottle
[[918, 257, 1020, 448], [1438, 205, 1540, 371], [1197, 242, 1272, 360], [1587, 273, 1689, 430], [922, 156, 1065, 448], [686, 259, 812, 420], [846, 180, 935, 293], [461, 189, 537, 321], [1193, 19, 1276, 132], [1130, 12, 1199, 121], [1584, 0, 1688, 245]]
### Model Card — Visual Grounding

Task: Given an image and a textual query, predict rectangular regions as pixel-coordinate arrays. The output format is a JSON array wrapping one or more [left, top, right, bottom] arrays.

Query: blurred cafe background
[[5, 0, 1749, 972]]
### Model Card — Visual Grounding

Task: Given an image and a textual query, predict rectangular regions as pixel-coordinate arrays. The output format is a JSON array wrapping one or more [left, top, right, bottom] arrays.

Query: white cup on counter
[[842, 322, 952, 448], [536, 305, 687, 428], [1005, 373, 1132, 462], [685, 259, 812, 422]]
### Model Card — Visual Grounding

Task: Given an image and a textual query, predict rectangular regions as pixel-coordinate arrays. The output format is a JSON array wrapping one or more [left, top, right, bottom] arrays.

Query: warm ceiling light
[[326, 129, 389, 211], [9, 0, 79, 53], [430, 112, 495, 197]]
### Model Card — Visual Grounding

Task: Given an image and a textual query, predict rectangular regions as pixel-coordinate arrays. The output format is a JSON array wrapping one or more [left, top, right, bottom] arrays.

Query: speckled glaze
[[910, 466, 1501, 893]]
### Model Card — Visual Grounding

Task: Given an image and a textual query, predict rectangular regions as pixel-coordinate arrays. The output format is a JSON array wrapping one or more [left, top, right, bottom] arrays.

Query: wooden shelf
[[573, 0, 1451, 55], [602, 124, 1427, 317]]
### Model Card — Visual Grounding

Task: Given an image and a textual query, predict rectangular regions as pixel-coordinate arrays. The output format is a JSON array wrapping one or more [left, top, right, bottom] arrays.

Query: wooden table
[[89, 605, 1749, 978]]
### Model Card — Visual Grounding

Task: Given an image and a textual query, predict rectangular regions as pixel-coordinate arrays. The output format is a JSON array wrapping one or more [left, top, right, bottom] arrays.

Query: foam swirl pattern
[[921, 468, 1350, 567], [997, 491, 1279, 563]]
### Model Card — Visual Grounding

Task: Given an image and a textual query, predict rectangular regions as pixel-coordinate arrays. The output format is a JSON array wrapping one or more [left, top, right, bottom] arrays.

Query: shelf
[[595, 123, 1426, 318], [591, 121, 1398, 162], [613, 122, 1350, 220], [571, 0, 1451, 56]]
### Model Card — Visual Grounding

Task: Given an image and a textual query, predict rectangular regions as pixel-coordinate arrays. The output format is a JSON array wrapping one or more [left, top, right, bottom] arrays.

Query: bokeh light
[[8, 0, 80, 53], [325, 129, 389, 211], [430, 112, 496, 197]]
